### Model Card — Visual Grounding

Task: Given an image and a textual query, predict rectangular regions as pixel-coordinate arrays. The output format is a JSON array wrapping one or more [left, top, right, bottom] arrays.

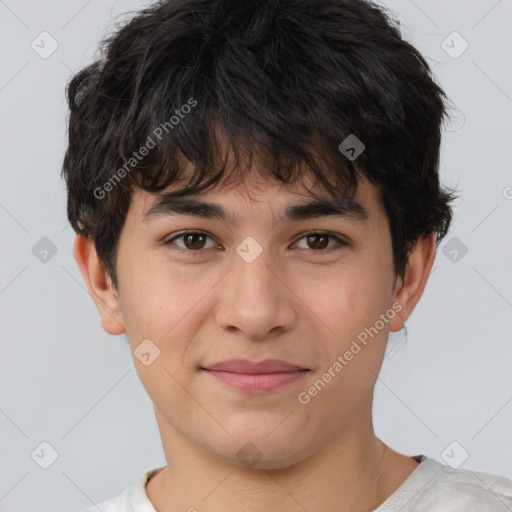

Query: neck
[[146, 400, 414, 512]]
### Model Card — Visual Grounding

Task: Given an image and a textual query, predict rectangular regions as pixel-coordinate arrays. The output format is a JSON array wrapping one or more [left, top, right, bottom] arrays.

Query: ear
[[73, 234, 126, 335], [389, 232, 437, 332]]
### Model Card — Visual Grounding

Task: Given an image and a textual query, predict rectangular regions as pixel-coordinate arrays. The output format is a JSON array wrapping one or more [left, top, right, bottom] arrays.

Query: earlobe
[[72, 234, 126, 336], [389, 232, 437, 332]]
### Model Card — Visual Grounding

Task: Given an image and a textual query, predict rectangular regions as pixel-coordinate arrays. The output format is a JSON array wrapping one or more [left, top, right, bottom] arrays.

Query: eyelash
[[164, 230, 347, 256]]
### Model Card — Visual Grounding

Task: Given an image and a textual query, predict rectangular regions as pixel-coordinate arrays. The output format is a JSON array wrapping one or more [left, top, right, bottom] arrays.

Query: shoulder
[[400, 456, 512, 511], [80, 495, 124, 512], [424, 459, 512, 510], [80, 491, 132, 512], [413, 458, 512, 512], [79, 466, 163, 512]]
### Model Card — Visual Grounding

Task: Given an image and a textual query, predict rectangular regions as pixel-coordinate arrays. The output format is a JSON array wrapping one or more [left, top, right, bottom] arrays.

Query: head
[[64, 0, 457, 469]]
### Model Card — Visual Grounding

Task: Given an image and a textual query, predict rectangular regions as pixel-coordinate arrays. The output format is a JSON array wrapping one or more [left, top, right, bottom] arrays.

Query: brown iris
[[306, 233, 329, 250], [183, 233, 207, 250]]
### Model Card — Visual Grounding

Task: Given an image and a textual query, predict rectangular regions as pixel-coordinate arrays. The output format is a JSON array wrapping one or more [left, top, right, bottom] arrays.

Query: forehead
[[131, 168, 384, 228]]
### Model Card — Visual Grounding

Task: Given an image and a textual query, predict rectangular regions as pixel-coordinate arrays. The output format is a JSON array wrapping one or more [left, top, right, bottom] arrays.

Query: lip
[[203, 358, 308, 373], [201, 359, 310, 393]]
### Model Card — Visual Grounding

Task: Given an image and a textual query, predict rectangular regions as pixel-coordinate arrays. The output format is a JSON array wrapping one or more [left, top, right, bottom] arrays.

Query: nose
[[214, 247, 297, 341]]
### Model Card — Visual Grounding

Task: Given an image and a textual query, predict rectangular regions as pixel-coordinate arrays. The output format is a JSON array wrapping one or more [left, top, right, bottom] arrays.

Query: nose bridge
[[214, 236, 296, 337], [231, 237, 278, 305]]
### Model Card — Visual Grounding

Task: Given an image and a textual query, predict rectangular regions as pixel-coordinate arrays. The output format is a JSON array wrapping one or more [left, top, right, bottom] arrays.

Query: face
[[81, 168, 434, 471]]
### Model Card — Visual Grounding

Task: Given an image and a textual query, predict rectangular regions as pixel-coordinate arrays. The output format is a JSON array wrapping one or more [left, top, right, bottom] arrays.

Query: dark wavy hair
[[62, 0, 458, 292]]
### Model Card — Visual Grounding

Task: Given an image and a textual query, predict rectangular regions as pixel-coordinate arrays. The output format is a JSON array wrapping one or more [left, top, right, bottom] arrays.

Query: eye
[[293, 231, 347, 255], [164, 230, 346, 256], [164, 230, 217, 253]]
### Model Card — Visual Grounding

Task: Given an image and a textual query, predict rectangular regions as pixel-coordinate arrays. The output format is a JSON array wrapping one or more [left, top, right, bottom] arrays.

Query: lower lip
[[204, 370, 309, 393]]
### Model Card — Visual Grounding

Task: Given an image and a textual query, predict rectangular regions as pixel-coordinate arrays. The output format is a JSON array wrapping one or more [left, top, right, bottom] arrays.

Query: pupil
[[185, 233, 205, 250], [307, 234, 328, 250]]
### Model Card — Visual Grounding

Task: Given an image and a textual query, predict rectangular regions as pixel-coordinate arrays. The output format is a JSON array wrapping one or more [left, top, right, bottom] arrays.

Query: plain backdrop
[[0, 0, 511, 510]]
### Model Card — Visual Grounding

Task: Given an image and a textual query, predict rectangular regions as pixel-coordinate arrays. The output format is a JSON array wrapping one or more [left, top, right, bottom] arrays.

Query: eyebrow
[[142, 193, 369, 225]]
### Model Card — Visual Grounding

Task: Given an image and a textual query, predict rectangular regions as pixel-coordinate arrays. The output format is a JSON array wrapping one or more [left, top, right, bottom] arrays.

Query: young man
[[63, 0, 512, 510]]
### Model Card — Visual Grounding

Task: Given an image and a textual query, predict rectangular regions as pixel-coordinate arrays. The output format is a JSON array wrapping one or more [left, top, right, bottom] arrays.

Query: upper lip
[[202, 359, 308, 374]]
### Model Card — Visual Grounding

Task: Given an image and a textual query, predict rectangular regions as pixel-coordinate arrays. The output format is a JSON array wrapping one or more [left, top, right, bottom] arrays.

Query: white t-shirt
[[81, 455, 512, 511]]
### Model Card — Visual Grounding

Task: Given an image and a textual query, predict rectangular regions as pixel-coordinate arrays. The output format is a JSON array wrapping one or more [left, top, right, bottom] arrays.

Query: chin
[[209, 430, 313, 471]]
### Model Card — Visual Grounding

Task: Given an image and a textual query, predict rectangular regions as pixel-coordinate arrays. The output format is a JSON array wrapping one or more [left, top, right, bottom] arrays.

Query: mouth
[[200, 359, 310, 393]]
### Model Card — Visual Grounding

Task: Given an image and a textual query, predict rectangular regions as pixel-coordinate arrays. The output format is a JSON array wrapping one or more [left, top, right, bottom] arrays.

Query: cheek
[[320, 269, 381, 328], [120, 258, 220, 345], [116, 253, 174, 342], [315, 264, 392, 365]]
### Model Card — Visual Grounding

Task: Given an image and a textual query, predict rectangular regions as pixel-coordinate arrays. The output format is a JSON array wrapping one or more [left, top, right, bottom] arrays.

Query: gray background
[[1, 0, 511, 510]]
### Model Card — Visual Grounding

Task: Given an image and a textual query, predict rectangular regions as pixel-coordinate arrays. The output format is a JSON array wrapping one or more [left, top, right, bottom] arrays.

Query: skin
[[74, 166, 436, 512]]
